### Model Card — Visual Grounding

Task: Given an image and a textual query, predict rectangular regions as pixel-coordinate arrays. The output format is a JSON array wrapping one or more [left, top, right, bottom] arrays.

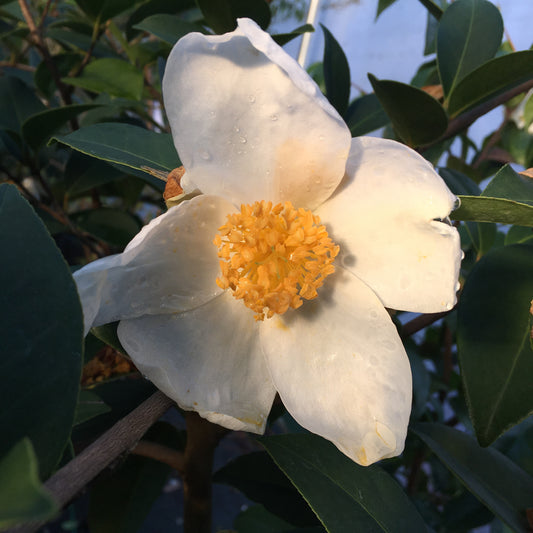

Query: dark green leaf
[[321, 25, 350, 117], [452, 196, 533, 227], [344, 93, 389, 137], [196, 0, 271, 34], [448, 51, 533, 117], [62, 58, 144, 100], [22, 104, 101, 149], [34, 53, 81, 99], [72, 208, 142, 247], [74, 390, 111, 426], [234, 505, 304, 533], [437, 0, 503, 97], [0, 185, 83, 478], [413, 423, 533, 532], [0, 439, 57, 529], [47, 28, 114, 58], [369, 74, 448, 146], [423, 11, 439, 56], [457, 245, 533, 445], [504, 226, 533, 245], [272, 24, 314, 47], [134, 14, 206, 44], [214, 451, 319, 527], [482, 164, 533, 206], [88, 422, 184, 533], [417, 0, 443, 20], [0, 76, 45, 135], [376, 0, 398, 18], [74, 0, 138, 21], [91, 322, 127, 355], [52, 123, 179, 182], [260, 434, 428, 533]]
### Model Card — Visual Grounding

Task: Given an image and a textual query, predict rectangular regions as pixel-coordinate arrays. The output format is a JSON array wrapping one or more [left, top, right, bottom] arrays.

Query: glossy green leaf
[[47, 28, 114, 58], [437, 0, 503, 97], [234, 505, 297, 533], [417, 0, 444, 20], [504, 226, 533, 245], [91, 322, 127, 355], [272, 24, 314, 47], [74, 0, 136, 21], [22, 104, 100, 149], [369, 74, 448, 146], [483, 164, 533, 206], [452, 196, 533, 227], [448, 51, 533, 117], [88, 422, 184, 533], [0, 439, 57, 529], [0, 76, 45, 135], [0, 185, 83, 478], [413, 423, 533, 532], [72, 208, 142, 247], [196, 0, 271, 34], [74, 390, 111, 426], [53, 123, 179, 181], [214, 451, 319, 527], [134, 14, 206, 44], [63, 59, 144, 100], [322, 25, 350, 117], [457, 245, 533, 446], [34, 53, 81, 99], [260, 434, 428, 533], [344, 93, 389, 137]]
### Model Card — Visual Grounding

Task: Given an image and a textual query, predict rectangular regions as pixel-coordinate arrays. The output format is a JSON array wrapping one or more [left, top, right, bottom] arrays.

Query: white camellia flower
[[74, 18, 461, 466]]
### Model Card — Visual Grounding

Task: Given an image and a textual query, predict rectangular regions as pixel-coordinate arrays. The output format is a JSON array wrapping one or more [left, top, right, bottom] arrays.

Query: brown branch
[[5, 391, 174, 533], [131, 440, 185, 475], [422, 79, 533, 150], [18, 0, 72, 106], [401, 307, 455, 339]]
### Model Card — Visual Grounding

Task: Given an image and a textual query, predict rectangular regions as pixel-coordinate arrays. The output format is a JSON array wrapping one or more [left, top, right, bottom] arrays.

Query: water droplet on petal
[[248, 94, 256, 103], [234, 126, 240, 133], [200, 150, 211, 160], [239, 136, 247, 144], [453, 197, 461, 210], [445, 302, 453, 311], [270, 114, 278, 121], [209, 110, 216, 118]]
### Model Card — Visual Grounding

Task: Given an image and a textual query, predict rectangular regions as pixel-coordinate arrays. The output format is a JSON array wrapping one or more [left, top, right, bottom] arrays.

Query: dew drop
[[270, 114, 278, 121], [200, 150, 211, 161], [234, 126, 240, 133], [248, 94, 256, 103], [453, 197, 461, 210], [445, 302, 453, 311], [208, 110, 216, 118], [239, 136, 247, 144]]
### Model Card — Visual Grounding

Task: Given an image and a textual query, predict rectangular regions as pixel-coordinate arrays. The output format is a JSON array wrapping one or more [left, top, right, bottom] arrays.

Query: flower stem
[[182, 412, 227, 533]]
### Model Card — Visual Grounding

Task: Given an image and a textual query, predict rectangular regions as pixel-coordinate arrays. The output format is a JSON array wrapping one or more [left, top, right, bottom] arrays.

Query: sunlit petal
[[163, 19, 350, 210], [260, 268, 412, 466], [316, 137, 461, 313], [74, 195, 233, 334], [119, 292, 276, 433]]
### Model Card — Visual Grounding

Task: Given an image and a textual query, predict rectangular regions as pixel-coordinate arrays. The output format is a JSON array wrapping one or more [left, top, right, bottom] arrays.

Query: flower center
[[213, 200, 339, 320]]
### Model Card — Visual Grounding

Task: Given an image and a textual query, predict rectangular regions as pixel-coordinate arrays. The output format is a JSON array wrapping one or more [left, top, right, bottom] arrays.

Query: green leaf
[[52, 123, 179, 182], [134, 14, 206, 44], [260, 433, 428, 533], [369, 74, 448, 146], [448, 51, 533, 117], [214, 451, 319, 527], [196, 0, 271, 34], [344, 93, 389, 137], [34, 53, 81, 99], [0, 439, 57, 529], [413, 423, 533, 532], [376, 0, 398, 18], [452, 196, 533, 227], [22, 104, 101, 150], [272, 24, 314, 47], [74, 390, 111, 426], [0, 185, 83, 478], [91, 322, 127, 355], [437, 0, 503, 97], [417, 0, 443, 20], [0, 76, 45, 136], [74, 0, 137, 21], [72, 208, 142, 247], [321, 25, 350, 117], [482, 165, 533, 206], [457, 245, 533, 446], [234, 505, 296, 533], [504, 226, 533, 245], [88, 422, 184, 533], [63, 58, 144, 100]]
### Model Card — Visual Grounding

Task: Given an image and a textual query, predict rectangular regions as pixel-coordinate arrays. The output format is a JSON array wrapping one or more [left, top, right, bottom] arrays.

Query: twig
[[131, 440, 185, 475], [401, 308, 455, 338], [5, 391, 174, 533]]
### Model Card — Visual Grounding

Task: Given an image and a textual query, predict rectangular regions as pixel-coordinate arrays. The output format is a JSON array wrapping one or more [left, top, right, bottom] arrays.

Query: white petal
[[316, 137, 461, 313], [118, 292, 276, 433], [74, 195, 234, 334], [260, 268, 412, 466], [162, 18, 350, 210]]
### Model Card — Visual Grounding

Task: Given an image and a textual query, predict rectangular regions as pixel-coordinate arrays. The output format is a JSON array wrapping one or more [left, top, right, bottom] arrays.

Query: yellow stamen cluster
[[214, 200, 339, 320]]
